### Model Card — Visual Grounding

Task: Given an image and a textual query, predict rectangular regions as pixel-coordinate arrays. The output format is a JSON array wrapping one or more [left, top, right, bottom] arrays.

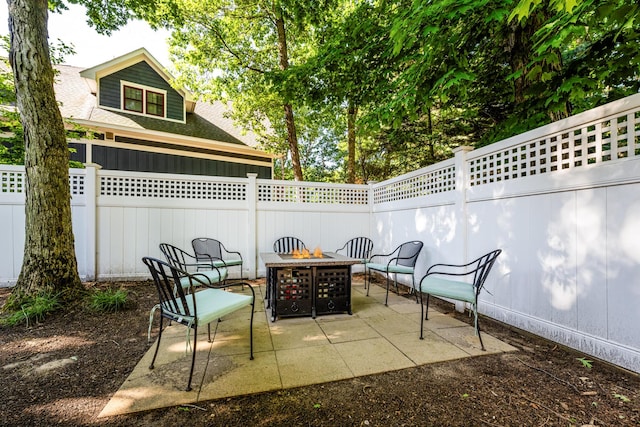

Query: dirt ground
[[1, 278, 638, 427]]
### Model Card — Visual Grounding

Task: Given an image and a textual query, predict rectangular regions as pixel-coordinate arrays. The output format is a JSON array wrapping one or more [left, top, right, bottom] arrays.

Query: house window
[[122, 84, 165, 118], [146, 91, 165, 117], [123, 86, 143, 113]]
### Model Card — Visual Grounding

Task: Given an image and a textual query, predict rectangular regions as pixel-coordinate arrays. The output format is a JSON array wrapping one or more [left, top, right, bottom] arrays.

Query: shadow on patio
[[99, 278, 516, 417]]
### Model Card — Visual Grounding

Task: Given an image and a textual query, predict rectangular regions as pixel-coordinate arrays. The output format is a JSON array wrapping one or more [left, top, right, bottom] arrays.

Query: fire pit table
[[260, 252, 361, 322]]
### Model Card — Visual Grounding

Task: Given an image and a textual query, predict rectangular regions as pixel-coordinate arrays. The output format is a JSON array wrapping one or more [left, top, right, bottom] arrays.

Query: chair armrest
[[424, 262, 475, 277], [424, 253, 487, 277], [389, 254, 418, 266], [368, 246, 399, 263], [199, 279, 256, 303], [174, 250, 217, 270], [194, 253, 225, 266], [189, 266, 226, 285], [367, 253, 385, 263], [180, 270, 214, 294], [220, 243, 243, 261], [225, 250, 243, 261]]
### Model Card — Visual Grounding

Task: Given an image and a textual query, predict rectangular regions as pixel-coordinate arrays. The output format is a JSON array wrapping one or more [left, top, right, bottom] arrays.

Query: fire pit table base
[[261, 252, 359, 322]]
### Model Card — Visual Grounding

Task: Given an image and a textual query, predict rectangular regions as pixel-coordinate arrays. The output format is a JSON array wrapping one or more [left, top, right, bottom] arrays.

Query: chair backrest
[[471, 249, 502, 294], [142, 256, 194, 318], [192, 238, 223, 262], [337, 237, 373, 259], [159, 243, 192, 271], [395, 241, 423, 267], [273, 236, 306, 253]]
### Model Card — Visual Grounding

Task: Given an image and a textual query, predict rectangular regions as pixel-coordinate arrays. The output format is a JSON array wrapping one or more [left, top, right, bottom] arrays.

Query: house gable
[[80, 48, 195, 122], [98, 61, 186, 122], [57, 48, 273, 179]]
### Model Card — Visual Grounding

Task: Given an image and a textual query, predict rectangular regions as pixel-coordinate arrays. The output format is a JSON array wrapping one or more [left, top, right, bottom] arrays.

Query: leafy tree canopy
[[16, 0, 639, 182]]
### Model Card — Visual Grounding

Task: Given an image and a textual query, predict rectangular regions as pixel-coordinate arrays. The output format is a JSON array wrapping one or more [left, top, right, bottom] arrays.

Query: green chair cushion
[[179, 268, 228, 289], [164, 288, 253, 326], [189, 288, 253, 325], [420, 276, 476, 303], [366, 262, 415, 275], [212, 259, 242, 268]]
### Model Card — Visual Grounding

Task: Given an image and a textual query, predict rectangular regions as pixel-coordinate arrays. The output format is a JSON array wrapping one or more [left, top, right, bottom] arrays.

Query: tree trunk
[[275, 8, 303, 181], [346, 102, 357, 184], [7, 0, 83, 305]]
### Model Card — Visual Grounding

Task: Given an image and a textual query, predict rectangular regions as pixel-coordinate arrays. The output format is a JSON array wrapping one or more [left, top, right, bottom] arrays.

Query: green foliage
[[614, 393, 631, 403], [0, 49, 24, 165], [1, 292, 61, 327], [69, 0, 640, 182], [1, 35, 83, 166], [88, 288, 129, 313], [576, 357, 593, 369]]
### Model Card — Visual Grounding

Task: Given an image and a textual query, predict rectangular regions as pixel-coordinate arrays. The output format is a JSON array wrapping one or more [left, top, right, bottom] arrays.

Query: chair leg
[[249, 300, 255, 360], [425, 294, 430, 320], [186, 324, 197, 392], [238, 263, 245, 289], [473, 305, 486, 351], [385, 273, 390, 306], [149, 315, 164, 370], [266, 268, 272, 309], [419, 292, 425, 340], [412, 275, 419, 303], [366, 268, 371, 296]]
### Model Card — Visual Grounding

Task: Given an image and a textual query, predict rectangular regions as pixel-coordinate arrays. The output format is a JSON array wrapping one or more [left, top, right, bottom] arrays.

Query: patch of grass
[[88, 288, 129, 313], [2, 292, 61, 327]]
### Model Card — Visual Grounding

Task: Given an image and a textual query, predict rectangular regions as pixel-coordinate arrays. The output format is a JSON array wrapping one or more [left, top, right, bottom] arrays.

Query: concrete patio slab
[[199, 351, 281, 400], [98, 279, 517, 418], [276, 344, 353, 388], [385, 330, 471, 365], [334, 337, 415, 376], [317, 317, 382, 343]]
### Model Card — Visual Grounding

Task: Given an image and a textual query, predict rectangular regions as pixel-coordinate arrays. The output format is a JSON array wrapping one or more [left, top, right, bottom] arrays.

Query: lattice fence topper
[[372, 164, 456, 204], [70, 173, 85, 196], [468, 110, 640, 187], [0, 169, 85, 196], [257, 182, 369, 205], [0, 169, 25, 194], [100, 174, 247, 200]]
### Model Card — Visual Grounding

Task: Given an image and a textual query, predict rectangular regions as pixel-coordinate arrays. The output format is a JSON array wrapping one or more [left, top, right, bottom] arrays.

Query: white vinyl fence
[[2, 93, 640, 374]]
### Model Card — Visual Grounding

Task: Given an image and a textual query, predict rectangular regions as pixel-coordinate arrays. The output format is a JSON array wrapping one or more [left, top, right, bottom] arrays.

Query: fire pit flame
[[291, 247, 323, 259]]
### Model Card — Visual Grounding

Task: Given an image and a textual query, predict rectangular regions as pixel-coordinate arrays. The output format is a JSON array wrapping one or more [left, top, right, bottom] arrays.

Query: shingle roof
[[54, 64, 260, 147]]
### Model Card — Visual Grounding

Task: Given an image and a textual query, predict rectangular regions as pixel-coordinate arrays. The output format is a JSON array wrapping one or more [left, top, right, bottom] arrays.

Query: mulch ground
[[1, 278, 638, 426]]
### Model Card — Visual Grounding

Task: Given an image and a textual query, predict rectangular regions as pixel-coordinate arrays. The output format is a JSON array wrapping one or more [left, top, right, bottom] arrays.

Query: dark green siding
[[69, 142, 86, 163], [91, 145, 271, 178], [98, 61, 184, 121]]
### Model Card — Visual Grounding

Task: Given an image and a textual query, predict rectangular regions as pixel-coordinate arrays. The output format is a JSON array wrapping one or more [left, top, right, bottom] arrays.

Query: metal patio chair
[[418, 249, 502, 350], [335, 236, 374, 262], [159, 243, 228, 292], [365, 240, 423, 305], [273, 236, 306, 254], [143, 256, 254, 391], [192, 238, 244, 280], [336, 237, 374, 288]]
